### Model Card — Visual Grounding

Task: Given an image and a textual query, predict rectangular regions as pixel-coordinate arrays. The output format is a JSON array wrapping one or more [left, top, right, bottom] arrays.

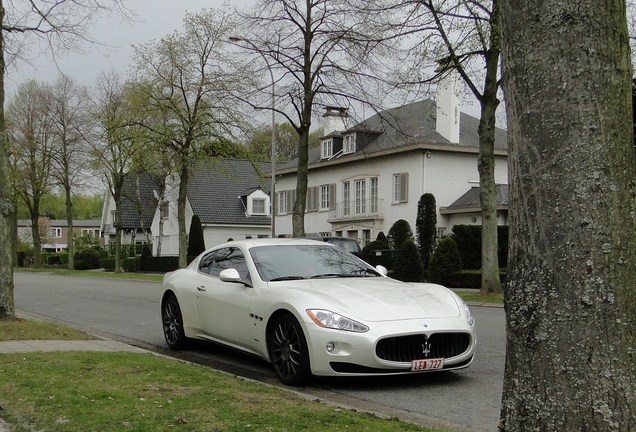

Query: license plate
[[411, 358, 444, 371]]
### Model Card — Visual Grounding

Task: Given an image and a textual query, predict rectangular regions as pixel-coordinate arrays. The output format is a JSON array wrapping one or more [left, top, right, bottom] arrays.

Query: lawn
[[0, 319, 453, 432]]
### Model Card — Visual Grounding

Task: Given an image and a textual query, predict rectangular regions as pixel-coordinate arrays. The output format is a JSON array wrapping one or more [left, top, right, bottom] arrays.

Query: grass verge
[[459, 291, 504, 304], [0, 319, 452, 432], [14, 267, 164, 282], [0, 318, 92, 341]]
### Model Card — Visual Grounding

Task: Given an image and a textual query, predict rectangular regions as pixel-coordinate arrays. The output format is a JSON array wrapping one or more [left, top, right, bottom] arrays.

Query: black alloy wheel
[[267, 314, 312, 386], [162, 295, 189, 350]]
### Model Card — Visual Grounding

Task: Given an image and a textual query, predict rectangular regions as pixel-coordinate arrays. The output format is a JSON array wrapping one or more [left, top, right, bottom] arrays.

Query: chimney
[[435, 71, 460, 143], [322, 106, 349, 135]]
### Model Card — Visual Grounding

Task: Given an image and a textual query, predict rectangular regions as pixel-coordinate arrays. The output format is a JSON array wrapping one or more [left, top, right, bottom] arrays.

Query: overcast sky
[[6, 0, 238, 94]]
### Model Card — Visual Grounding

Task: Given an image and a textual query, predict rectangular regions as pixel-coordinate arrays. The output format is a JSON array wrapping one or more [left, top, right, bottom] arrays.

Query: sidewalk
[[0, 339, 147, 354]]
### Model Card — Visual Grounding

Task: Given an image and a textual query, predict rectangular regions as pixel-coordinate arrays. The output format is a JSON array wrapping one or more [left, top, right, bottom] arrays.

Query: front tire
[[267, 314, 312, 386], [162, 295, 189, 350]]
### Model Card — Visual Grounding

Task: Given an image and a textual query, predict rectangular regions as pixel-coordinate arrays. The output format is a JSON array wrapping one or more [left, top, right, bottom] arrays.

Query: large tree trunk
[[178, 167, 189, 268], [478, 98, 502, 294], [64, 181, 74, 270], [499, 1, 636, 430], [0, 0, 15, 319], [292, 128, 309, 237], [30, 209, 42, 267]]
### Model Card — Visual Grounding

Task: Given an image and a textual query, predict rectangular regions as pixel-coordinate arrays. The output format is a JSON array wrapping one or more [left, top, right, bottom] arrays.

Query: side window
[[200, 247, 250, 282], [198, 250, 217, 275]]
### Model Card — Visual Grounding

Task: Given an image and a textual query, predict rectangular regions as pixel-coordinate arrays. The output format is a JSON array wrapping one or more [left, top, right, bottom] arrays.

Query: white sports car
[[161, 238, 476, 386]]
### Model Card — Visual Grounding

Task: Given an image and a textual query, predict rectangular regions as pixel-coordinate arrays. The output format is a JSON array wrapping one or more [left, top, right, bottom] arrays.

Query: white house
[[274, 88, 508, 246], [101, 159, 274, 256]]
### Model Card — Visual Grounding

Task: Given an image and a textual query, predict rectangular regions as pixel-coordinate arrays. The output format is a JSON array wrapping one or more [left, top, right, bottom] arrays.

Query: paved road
[[14, 272, 505, 431]]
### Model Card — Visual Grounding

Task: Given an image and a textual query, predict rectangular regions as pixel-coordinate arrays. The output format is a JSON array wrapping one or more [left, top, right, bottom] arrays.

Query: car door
[[193, 247, 254, 349]]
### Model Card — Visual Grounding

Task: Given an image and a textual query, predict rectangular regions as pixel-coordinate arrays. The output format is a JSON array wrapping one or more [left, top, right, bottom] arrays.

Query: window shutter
[[400, 173, 408, 202], [329, 183, 336, 209], [290, 190, 297, 212]]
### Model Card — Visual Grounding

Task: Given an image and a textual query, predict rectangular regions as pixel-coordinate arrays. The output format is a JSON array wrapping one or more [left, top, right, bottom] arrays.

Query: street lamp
[[229, 36, 277, 238]]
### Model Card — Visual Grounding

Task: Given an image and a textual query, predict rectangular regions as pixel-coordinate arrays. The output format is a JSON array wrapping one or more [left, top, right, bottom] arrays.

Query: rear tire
[[162, 295, 189, 350], [267, 314, 312, 386]]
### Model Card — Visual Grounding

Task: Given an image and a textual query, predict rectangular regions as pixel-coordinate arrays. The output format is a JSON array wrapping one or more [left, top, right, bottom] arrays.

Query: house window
[[252, 198, 266, 215], [278, 191, 287, 214], [393, 173, 408, 203], [160, 202, 169, 219], [278, 189, 296, 214], [49, 228, 62, 238], [321, 139, 333, 159], [306, 186, 319, 212], [343, 133, 356, 153], [355, 179, 366, 214], [81, 228, 100, 237], [370, 177, 378, 213], [320, 184, 335, 210], [343, 181, 350, 216]]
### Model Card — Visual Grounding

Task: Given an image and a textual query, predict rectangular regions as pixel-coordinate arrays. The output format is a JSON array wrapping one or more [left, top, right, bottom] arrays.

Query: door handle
[[196, 285, 206, 292]]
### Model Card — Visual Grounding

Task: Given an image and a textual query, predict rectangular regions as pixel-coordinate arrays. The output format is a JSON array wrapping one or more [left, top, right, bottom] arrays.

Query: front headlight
[[306, 309, 369, 333], [463, 303, 475, 326]]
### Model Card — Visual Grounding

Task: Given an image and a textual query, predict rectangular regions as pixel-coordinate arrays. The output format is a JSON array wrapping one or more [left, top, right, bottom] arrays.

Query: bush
[[428, 237, 462, 287], [74, 248, 103, 270], [361, 233, 393, 270], [392, 240, 424, 282], [187, 214, 206, 257], [103, 257, 116, 272], [448, 270, 508, 288], [122, 257, 140, 272], [416, 193, 437, 269], [451, 224, 509, 270], [140, 256, 179, 272], [387, 219, 415, 250]]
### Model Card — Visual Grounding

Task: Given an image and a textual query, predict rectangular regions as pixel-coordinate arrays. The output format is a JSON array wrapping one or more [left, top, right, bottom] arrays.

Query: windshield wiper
[[269, 276, 306, 281], [310, 273, 346, 279], [344, 269, 380, 277]]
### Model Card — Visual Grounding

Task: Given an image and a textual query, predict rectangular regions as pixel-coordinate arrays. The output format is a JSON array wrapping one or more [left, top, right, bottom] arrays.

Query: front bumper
[[304, 316, 476, 377]]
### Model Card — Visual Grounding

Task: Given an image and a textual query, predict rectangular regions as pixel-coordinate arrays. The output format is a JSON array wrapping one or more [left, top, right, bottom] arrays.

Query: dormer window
[[252, 198, 266, 215], [343, 133, 356, 154], [321, 139, 333, 159]]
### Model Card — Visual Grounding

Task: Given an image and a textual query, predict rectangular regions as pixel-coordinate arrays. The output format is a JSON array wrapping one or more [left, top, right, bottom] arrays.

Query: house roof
[[440, 184, 509, 214], [187, 159, 272, 226], [280, 99, 507, 171], [17, 219, 101, 228], [111, 160, 273, 231], [120, 172, 160, 230]]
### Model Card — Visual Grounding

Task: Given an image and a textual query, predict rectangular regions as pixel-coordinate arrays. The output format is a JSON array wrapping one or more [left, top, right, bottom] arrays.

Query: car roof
[[214, 237, 333, 250]]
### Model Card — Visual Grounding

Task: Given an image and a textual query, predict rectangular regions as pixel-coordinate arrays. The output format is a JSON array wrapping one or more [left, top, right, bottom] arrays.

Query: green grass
[[0, 318, 92, 341], [0, 319, 453, 432], [15, 267, 165, 282], [458, 291, 504, 304]]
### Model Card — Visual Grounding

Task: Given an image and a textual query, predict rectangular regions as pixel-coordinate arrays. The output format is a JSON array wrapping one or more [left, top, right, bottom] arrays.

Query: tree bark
[[499, 1, 636, 430], [178, 167, 189, 268], [0, 0, 15, 319]]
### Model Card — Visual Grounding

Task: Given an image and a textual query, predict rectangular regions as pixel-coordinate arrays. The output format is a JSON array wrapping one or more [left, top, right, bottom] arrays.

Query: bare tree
[[7, 80, 54, 267], [88, 71, 139, 273], [499, 0, 636, 430], [359, 0, 503, 293], [237, 0, 386, 236], [48, 74, 90, 270], [130, 8, 249, 268], [0, 0, 130, 320], [247, 122, 322, 162]]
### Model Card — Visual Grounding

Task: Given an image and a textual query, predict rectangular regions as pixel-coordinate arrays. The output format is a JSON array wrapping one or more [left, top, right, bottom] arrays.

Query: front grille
[[375, 333, 471, 362]]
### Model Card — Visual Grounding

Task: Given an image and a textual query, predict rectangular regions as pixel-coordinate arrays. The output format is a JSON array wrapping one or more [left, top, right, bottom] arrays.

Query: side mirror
[[375, 265, 388, 277], [219, 268, 241, 283]]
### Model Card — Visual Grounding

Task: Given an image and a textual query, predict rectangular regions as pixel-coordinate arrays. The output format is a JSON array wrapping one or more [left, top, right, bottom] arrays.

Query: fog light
[[325, 342, 335, 353]]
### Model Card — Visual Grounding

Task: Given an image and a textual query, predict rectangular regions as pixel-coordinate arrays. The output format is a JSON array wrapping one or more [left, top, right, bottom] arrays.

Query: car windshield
[[249, 244, 379, 282]]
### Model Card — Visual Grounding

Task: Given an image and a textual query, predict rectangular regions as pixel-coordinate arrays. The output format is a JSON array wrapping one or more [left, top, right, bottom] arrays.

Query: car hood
[[274, 278, 461, 322]]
